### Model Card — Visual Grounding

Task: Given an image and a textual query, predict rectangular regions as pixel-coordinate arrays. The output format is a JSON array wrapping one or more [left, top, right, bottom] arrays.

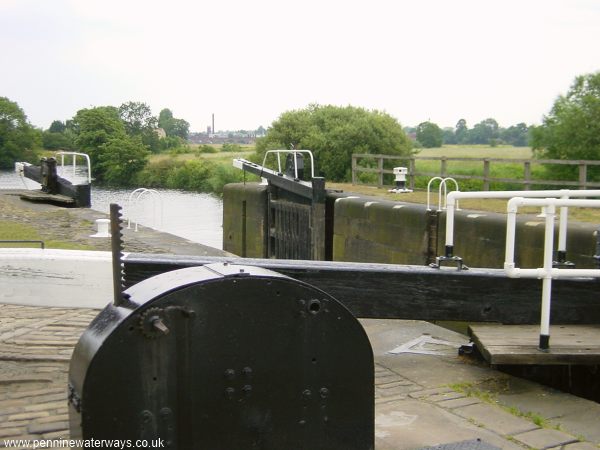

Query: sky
[[1, 0, 600, 133]]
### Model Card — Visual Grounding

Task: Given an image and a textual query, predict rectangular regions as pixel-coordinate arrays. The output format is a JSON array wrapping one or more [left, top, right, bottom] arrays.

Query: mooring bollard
[[90, 218, 111, 238]]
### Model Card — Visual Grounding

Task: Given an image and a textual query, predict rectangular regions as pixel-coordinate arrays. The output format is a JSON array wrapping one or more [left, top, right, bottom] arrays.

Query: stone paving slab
[[375, 400, 524, 450], [561, 442, 600, 450], [0, 305, 97, 447], [1, 305, 599, 450], [452, 403, 540, 436], [513, 428, 578, 449]]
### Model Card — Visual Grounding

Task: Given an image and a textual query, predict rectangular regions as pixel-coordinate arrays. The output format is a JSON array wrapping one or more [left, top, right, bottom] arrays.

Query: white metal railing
[[426, 177, 459, 211], [261, 150, 316, 179], [504, 197, 600, 350], [56, 152, 92, 184], [443, 189, 600, 262], [126, 188, 163, 232]]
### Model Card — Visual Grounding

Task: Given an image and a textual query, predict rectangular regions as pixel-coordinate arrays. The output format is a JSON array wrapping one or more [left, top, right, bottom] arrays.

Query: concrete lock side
[[332, 197, 431, 265], [222, 183, 599, 268]]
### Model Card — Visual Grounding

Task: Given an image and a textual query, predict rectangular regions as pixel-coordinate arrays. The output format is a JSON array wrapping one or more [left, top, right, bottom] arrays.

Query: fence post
[[483, 159, 490, 191], [441, 157, 447, 178], [579, 162, 587, 189], [409, 158, 416, 190], [524, 161, 531, 191], [351, 155, 357, 185], [378, 156, 384, 187]]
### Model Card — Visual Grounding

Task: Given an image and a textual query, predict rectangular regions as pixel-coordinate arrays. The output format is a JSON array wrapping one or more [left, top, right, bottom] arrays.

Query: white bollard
[[90, 219, 111, 238], [388, 167, 413, 193]]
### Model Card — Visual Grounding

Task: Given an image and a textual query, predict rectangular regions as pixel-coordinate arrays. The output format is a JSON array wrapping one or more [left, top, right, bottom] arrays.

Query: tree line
[[408, 119, 529, 148], [2, 71, 599, 187], [0, 100, 190, 184]]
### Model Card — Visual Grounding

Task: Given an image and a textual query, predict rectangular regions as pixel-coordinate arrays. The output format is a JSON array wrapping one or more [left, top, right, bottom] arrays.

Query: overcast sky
[[1, 0, 599, 133]]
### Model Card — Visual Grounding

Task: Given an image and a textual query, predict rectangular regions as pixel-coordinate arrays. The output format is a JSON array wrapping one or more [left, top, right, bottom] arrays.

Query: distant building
[[155, 128, 167, 139]]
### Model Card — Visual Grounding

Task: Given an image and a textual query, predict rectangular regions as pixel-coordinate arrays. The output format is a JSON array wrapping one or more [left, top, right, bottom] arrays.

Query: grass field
[[338, 145, 600, 223], [354, 145, 572, 191], [417, 145, 533, 159]]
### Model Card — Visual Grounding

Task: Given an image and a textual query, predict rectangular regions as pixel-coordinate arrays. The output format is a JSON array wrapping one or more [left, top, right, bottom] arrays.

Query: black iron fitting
[[109, 203, 125, 307]]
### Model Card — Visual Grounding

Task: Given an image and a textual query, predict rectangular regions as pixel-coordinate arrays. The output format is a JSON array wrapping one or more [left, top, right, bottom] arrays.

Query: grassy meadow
[[137, 144, 259, 193], [353, 145, 575, 191]]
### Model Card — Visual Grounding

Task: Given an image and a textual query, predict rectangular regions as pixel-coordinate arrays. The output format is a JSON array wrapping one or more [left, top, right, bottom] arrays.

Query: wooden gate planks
[[469, 324, 600, 365]]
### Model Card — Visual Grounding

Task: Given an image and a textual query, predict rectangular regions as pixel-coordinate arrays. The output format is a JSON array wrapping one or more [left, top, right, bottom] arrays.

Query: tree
[[169, 118, 190, 140], [158, 108, 173, 129], [43, 119, 75, 150], [501, 123, 529, 147], [416, 121, 443, 148], [48, 120, 66, 133], [42, 131, 75, 150], [255, 104, 413, 181], [442, 127, 457, 145], [119, 101, 160, 152], [70, 106, 148, 183], [158, 108, 190, 140], [468, 118, 499, 145], [531, 72, 600, 162], [119, 102, 156, 135], [455, 119, 468, 144], [96, 135, 149, 185], [70, 106, 123, 161], [0, 97, 40, 169]]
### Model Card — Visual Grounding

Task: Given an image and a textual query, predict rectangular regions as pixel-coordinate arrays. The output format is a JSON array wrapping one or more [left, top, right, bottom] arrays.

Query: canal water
[[0, 170, 224, 250]]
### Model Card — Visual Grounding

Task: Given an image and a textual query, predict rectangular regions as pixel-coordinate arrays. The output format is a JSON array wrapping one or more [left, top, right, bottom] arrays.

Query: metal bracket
[[553, 250, 575, 268], [430, 255, 468, 271], [552, 260, 576, 268]]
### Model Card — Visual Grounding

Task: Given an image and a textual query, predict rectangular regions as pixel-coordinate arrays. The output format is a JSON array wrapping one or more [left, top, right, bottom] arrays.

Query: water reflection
[[92, 188, 223, 250]]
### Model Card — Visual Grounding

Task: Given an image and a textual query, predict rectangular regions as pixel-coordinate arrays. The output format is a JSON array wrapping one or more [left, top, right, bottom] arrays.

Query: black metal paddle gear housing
[[68, 263, 374, 450]]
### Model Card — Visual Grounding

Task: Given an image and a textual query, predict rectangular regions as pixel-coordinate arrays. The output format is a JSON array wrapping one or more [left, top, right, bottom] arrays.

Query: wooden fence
[[351, 154, 600, 190]]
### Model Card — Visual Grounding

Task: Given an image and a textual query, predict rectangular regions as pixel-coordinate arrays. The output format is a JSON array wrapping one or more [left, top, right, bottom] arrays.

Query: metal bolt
[[302, 389, 312, 399], [224, 369, 235, 380], [141, 410, 152, 423], [181, 308, 196, 318], [225, 387, 235, 399], [242, 366, 253, 377], [320, 387, 330, 399], [242, 385, 252, 395]]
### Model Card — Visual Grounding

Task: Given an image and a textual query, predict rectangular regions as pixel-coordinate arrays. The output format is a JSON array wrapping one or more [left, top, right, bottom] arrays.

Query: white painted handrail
[[261, 150, 316, 179], [126, 188, 163, 232], [439, 177, 459, 211], [504, 197, 600, 350], [426, 177, 460, 211], [444, 189, 600, 258], [426, 177, 443, 211], [56, 151, 92, 184]]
